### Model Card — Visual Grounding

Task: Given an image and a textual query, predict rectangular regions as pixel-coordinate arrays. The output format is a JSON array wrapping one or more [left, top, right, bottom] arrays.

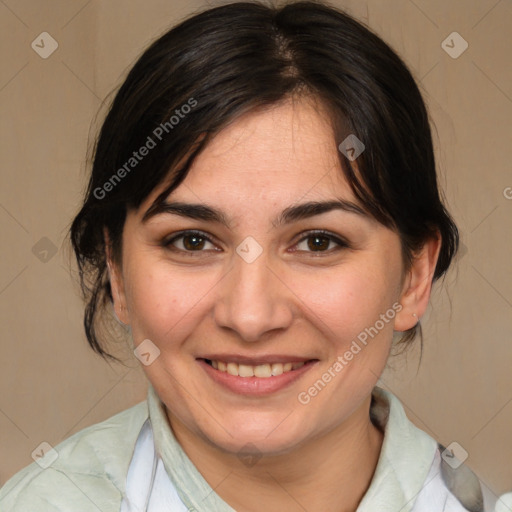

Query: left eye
[[293, 232, 347, 253], [165, 231, 217, 252]]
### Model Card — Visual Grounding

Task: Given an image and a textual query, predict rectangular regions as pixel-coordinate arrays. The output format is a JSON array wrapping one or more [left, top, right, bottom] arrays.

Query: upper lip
[[198, 354, 316, 365]]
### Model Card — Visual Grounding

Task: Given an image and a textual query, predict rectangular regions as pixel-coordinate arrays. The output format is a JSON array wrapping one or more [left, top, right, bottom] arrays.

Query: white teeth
[[271, 363, 283, 376], [209, 360, 306, 378], [227, 362, 238, 376], [254, 364, 272, 378], [238, 364, 254, 377]]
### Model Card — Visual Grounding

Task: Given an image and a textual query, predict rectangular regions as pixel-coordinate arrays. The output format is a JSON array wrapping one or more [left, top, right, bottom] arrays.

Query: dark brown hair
[[69, 0, 458, 361]]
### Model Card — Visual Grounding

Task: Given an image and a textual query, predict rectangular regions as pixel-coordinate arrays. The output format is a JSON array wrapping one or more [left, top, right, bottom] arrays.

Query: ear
[[394, 233, 442, 332], [104, 227, 130, 325]]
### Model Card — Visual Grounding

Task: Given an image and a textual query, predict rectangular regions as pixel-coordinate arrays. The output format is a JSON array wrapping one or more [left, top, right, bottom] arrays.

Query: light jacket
[[1, 384, 510, 511]]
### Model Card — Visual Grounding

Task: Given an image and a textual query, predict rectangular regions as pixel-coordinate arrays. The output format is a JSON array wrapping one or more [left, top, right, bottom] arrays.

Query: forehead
[[139, 98, 358, 218], [186, 98, 344, 191]]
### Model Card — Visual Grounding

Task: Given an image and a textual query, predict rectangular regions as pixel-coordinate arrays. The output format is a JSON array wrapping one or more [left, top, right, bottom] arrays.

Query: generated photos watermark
[[93, 97, 198, 200], [297, 301, 403, 405]]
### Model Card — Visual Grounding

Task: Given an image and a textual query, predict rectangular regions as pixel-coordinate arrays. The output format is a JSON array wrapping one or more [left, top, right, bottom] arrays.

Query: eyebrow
[[142, 199, 369, 228]]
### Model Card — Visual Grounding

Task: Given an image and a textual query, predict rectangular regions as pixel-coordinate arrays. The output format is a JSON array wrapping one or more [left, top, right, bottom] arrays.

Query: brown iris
[[307, 235, 330, 251], [182, 234, 206, 250]]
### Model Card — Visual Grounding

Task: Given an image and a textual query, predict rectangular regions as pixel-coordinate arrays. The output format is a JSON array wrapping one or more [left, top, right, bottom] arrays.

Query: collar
[[357, 386, 438, 511], [147, 383, 437, 511]]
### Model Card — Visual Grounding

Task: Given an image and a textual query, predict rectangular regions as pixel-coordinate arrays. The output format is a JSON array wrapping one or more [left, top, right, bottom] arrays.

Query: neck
[[167, 394, 384, 512]]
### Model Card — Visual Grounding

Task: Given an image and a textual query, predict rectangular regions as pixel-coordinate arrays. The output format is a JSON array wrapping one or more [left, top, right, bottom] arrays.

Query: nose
[[213, 251, 294, 342]]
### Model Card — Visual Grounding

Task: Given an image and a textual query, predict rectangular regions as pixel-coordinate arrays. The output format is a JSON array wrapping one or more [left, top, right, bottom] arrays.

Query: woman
[[1, 1, 509, 511]]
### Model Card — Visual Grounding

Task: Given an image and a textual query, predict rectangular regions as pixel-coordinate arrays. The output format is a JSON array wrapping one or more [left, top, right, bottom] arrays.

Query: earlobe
[[394, 233, 442, 332], [107, 263, 130, 326], [103, 227, 130, 325]]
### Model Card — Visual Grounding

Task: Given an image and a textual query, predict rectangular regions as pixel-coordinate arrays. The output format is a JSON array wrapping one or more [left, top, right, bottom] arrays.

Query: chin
[[196, 411, 312, 456]]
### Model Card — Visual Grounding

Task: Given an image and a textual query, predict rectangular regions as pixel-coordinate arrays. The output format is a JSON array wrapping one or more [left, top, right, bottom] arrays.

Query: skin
[[107, 96, 441, 512]]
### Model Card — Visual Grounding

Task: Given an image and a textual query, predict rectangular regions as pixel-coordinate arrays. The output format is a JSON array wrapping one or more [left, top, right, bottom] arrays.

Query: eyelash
[[162, 229, 349, 256]]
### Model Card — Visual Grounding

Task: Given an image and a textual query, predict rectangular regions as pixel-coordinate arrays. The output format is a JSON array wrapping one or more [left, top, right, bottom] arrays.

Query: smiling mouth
[[203, 359, 313, 378]]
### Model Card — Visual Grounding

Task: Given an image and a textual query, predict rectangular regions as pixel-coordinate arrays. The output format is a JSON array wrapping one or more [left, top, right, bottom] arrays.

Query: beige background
[[1, 0, 511, 506]]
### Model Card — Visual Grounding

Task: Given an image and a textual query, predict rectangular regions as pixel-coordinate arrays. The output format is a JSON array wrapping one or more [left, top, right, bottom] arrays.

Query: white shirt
[[120, 385, 500, 512]]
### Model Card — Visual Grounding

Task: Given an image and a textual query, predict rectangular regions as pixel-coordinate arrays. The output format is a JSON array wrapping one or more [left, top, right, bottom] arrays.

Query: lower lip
[[198, 359, 317, 396]]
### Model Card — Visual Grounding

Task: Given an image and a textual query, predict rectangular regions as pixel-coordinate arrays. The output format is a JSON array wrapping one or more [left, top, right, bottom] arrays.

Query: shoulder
[[412, 443, 485, 512], [370, 388, 509, 512], [434, 444, 512, 512], [0, 400, 148, 512]]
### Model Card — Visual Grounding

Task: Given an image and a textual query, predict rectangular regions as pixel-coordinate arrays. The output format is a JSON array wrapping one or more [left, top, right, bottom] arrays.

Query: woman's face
[[111, 98, 416, 455]]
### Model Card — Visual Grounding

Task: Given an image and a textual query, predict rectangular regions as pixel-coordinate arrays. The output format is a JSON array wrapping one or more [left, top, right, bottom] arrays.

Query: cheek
[[123, 261, 220, 346], [299, 258, 401, 345]]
